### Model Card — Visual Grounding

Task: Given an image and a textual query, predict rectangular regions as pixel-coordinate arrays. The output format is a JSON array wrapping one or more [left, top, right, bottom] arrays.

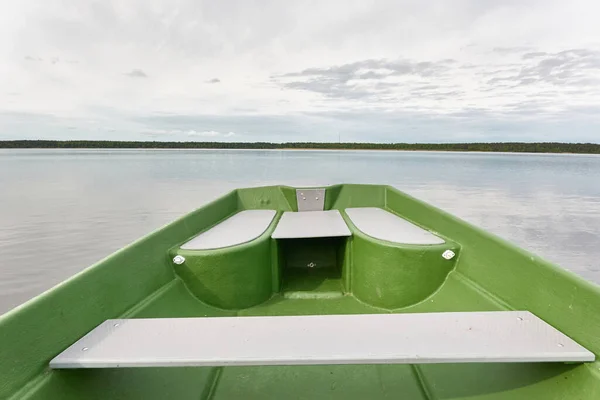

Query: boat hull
[[1, 184, 599, 399]]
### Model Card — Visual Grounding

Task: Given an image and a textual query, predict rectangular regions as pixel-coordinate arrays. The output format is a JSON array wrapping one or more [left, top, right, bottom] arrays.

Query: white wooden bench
[[345, 207, 445, 244], [272, 210, 351, 239], [181, 210, 276, 250], [50, 311, 594, 369], [182, 208, 442, 247]]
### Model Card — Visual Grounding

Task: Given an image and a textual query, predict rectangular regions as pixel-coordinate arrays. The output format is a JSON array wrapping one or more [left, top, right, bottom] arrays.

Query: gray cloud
[[124, 69, 148, 78], [273, 48, 600, 108], [280, 58, 454, 80], [273, 58, 456, 100], [23, 55, 76, 65], [206, 78, 221, 84], [491, 49, 600, 87]]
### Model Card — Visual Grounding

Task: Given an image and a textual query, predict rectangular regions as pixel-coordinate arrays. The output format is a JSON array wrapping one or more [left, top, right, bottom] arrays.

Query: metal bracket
[[296, 188, 325, 211]]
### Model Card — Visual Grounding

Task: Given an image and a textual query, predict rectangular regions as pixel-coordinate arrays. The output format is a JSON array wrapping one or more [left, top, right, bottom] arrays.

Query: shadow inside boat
[[417, 362, 584, 398]]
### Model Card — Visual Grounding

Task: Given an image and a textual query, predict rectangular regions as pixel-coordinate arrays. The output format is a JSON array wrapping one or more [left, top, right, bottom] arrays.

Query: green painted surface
[[212, 364, 427, 400], [349, 231, 459, 309], [172, 230, 276, 309], [1, 184, 600, 399]]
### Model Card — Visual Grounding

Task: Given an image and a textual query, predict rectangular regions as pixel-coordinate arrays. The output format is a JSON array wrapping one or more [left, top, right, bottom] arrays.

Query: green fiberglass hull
[[1, 184, 600, 399]]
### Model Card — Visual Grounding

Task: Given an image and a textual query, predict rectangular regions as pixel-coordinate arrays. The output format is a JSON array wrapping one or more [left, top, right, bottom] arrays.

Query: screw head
[[442, 250, 455, 260], [173, 255, 186, 265]]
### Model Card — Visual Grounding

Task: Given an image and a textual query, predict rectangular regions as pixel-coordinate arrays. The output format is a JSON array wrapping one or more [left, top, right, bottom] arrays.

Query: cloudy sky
[[1, 0, 600, 143]]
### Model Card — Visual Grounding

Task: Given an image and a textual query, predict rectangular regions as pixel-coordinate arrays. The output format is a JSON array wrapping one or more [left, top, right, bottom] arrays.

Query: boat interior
[[2, 184, 600, 399]]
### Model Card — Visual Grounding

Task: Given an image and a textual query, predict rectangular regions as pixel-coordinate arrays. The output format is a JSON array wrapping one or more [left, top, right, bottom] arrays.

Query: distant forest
[[1, 140, 600, 154]]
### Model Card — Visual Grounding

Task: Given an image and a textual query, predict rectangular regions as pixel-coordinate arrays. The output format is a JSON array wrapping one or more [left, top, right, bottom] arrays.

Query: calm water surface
[[1, 149, 600, 315]]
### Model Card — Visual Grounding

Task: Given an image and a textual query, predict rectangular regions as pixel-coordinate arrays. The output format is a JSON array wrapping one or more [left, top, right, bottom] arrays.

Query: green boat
[[1, 184, 599, 399]]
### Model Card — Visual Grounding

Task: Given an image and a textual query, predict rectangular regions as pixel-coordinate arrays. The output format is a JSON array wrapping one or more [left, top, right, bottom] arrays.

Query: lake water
[[1, 149, 600, 315]]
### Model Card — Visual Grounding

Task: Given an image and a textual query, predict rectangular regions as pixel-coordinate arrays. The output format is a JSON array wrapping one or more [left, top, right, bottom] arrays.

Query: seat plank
[[272, 210, 351, 239], [346, 207, 445, 244], [50, 312, 594, 369], [181, 210, 276, 250]]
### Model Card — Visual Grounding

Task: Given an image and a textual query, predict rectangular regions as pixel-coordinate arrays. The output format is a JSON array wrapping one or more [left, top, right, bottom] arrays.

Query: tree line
[[1, 140, 599, 154]]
